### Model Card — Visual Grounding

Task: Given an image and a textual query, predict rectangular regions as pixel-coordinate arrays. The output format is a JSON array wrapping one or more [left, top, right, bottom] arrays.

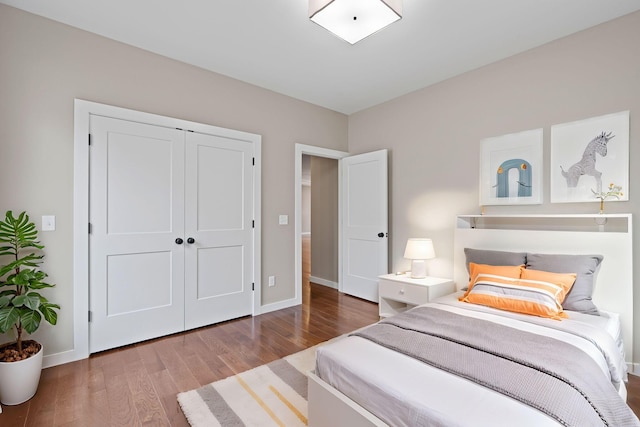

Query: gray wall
[[0, 5, 348, 356], [310, 156, 339, 283], [3, 3, 640, 364], [348, 11, 640, 360]]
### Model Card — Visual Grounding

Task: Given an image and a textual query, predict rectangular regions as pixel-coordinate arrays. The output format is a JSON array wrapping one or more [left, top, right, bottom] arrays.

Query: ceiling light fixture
[[309, 0, 402, 45]]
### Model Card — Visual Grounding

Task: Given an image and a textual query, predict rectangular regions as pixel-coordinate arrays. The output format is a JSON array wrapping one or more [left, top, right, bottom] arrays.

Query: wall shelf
[[457, 213, 630, 233]]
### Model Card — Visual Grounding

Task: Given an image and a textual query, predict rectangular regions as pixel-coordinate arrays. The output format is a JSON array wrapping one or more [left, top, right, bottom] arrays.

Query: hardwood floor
[[1, 234, 639, 425], [0, 282, 379, 426], [628, 374, 640, 419]]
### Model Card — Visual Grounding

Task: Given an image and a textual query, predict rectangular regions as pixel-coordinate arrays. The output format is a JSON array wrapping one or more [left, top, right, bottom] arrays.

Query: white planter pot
[[0, 342, 44, 405]]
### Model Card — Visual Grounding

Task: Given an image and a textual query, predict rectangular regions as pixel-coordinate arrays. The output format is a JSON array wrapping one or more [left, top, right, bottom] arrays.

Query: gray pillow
[[526, 253, 603, 316], [463, 248, 527, 290], [464, 248, 527, 272]]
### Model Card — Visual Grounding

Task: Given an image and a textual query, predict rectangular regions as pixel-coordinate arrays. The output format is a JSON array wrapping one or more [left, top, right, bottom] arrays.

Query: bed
[[308, 214, 637, 427]]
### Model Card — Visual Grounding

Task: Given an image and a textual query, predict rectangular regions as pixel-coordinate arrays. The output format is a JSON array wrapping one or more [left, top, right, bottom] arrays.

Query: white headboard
[[454, 214, 633, 364]]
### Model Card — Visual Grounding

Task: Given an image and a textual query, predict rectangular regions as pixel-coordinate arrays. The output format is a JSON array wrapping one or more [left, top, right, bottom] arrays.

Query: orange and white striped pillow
[[461, 270, 576, 320], [461, 263, 524, 299], [520, 268, 577, 304]]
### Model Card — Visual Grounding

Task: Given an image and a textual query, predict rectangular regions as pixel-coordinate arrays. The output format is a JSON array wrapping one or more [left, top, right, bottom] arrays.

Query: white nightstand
[[378, 274, 455, 318]]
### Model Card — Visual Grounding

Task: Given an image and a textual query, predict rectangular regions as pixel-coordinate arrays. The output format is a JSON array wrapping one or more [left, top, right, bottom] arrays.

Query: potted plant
[[0, 210, 59, 405]]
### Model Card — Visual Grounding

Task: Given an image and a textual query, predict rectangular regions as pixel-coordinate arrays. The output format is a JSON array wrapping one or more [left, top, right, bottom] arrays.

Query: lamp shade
[[309, 0, 402, 44], [404, 238, 435, 260]]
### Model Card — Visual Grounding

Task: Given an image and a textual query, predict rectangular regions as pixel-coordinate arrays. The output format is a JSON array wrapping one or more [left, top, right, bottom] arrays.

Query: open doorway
[[302, 154, 339, 294], [301, 154, 311, 290], [294, 144, 349, 305]]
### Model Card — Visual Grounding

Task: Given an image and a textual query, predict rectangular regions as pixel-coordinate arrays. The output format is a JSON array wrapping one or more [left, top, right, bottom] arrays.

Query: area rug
[[178, 341, 328, 427]]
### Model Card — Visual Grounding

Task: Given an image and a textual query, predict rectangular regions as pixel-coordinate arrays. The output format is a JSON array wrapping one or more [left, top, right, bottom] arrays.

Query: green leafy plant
[[0, 211, 59, 359]]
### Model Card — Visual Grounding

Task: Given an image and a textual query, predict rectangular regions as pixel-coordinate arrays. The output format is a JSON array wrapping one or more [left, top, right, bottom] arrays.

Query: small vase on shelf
[[592, 183, 622, 215]]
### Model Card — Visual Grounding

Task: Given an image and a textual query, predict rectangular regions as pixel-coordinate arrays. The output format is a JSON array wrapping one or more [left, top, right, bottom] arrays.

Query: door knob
[[175, 238, 184, 245], [377, 232, 385, 238], [187, 237, 195, 244]]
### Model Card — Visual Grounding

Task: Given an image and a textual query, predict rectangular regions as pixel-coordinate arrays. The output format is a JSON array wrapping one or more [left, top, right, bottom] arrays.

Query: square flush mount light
[[309, 0, 402, 44]]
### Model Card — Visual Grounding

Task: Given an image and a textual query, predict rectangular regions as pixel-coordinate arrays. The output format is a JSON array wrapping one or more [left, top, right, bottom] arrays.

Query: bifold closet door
[[89, 116, 186, 353]]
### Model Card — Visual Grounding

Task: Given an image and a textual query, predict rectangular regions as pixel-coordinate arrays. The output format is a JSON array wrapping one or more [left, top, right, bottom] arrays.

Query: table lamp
[[404, 238, 435, 278]]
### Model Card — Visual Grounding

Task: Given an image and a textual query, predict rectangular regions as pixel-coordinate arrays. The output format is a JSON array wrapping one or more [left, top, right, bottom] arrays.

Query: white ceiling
[[3, 0, 640, 114]]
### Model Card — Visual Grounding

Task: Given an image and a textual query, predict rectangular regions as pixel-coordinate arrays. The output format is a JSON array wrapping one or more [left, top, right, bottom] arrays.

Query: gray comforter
[[353, 306, 640, 427]]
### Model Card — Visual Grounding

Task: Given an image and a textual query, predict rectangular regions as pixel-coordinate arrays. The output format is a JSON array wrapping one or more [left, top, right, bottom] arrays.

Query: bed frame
[[308, 214, 633, 427]]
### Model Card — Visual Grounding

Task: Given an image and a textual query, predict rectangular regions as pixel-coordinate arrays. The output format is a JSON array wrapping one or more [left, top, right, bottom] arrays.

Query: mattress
[[315, 293, 628, 427]]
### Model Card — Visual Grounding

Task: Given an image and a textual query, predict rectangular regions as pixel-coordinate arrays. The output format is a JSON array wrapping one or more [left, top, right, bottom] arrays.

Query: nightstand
[[378, 274, 455, 318]]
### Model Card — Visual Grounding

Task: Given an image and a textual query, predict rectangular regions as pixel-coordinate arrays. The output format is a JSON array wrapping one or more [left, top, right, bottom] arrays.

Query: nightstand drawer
[[379, 280, 430, 305], [378, 274, 455, 318]]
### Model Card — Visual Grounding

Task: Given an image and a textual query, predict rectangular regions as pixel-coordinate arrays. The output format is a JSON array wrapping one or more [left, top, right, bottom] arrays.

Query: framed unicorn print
[[550, 111, 629, 203], [479, 128, 543, 206]]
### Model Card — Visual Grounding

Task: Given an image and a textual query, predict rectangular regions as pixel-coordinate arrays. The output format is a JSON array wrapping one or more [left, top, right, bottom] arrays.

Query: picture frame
[[479, 128, 543, 206], [550, 111, 629, 203]]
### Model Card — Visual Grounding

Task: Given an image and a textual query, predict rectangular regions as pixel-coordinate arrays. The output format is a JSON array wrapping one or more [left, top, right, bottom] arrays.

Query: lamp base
[[410, 260, 427, 279]]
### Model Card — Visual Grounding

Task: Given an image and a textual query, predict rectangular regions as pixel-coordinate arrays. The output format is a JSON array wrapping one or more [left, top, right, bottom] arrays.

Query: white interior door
[[184, 132, 254, 330], [89, 116, 186, 353], [341, 149, 388, 302]]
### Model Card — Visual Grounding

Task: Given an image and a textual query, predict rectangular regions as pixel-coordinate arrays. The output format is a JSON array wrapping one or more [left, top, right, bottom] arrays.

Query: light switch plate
[[42, 215, 56, 231], [279, 215, 288, 225]]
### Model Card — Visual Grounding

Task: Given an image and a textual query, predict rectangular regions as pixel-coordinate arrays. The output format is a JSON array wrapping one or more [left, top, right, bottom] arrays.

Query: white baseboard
[[259, 297, 300, 314], [629, 363, 639, 376], [310, 276, 338, 289], [43, 348, 88, 369]]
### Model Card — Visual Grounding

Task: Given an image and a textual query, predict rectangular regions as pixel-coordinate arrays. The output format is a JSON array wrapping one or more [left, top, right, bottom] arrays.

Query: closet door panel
[[89, 116, 186, 353], [184, 132, 255, 330]]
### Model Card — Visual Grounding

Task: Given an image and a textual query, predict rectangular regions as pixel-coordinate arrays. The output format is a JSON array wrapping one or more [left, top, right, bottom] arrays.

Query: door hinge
[[252, 157, 255, 166], [252, 282, 255, 291], [88, 223, 92, 234], [252, 220, 255, 228], [88, 310, 92, 322], [88, 134, 92, 145]]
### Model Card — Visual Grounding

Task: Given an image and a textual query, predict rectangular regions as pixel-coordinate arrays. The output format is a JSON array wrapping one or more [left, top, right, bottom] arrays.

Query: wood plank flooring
[[1, 234, 639, 425], [0, 282, 379, 427], [0, 235, 378, 426]]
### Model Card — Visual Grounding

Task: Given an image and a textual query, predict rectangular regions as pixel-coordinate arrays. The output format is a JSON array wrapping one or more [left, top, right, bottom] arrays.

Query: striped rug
[[177, 342, 323, 427]]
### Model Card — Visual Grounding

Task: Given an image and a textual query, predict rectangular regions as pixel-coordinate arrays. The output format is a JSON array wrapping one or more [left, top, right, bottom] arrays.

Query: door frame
[[294, 144, 349, 305], [69, 99, 261, 364]]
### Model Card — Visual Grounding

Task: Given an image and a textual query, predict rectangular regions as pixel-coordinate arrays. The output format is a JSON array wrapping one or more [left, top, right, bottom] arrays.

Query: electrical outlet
[[268, 276, 276, 287]]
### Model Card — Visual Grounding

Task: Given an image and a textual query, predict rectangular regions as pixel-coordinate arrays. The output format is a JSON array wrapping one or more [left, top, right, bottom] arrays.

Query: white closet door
[[89, 116, 186, 353], [184, 132, 254, 330], [341, 149, 388, 302]]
